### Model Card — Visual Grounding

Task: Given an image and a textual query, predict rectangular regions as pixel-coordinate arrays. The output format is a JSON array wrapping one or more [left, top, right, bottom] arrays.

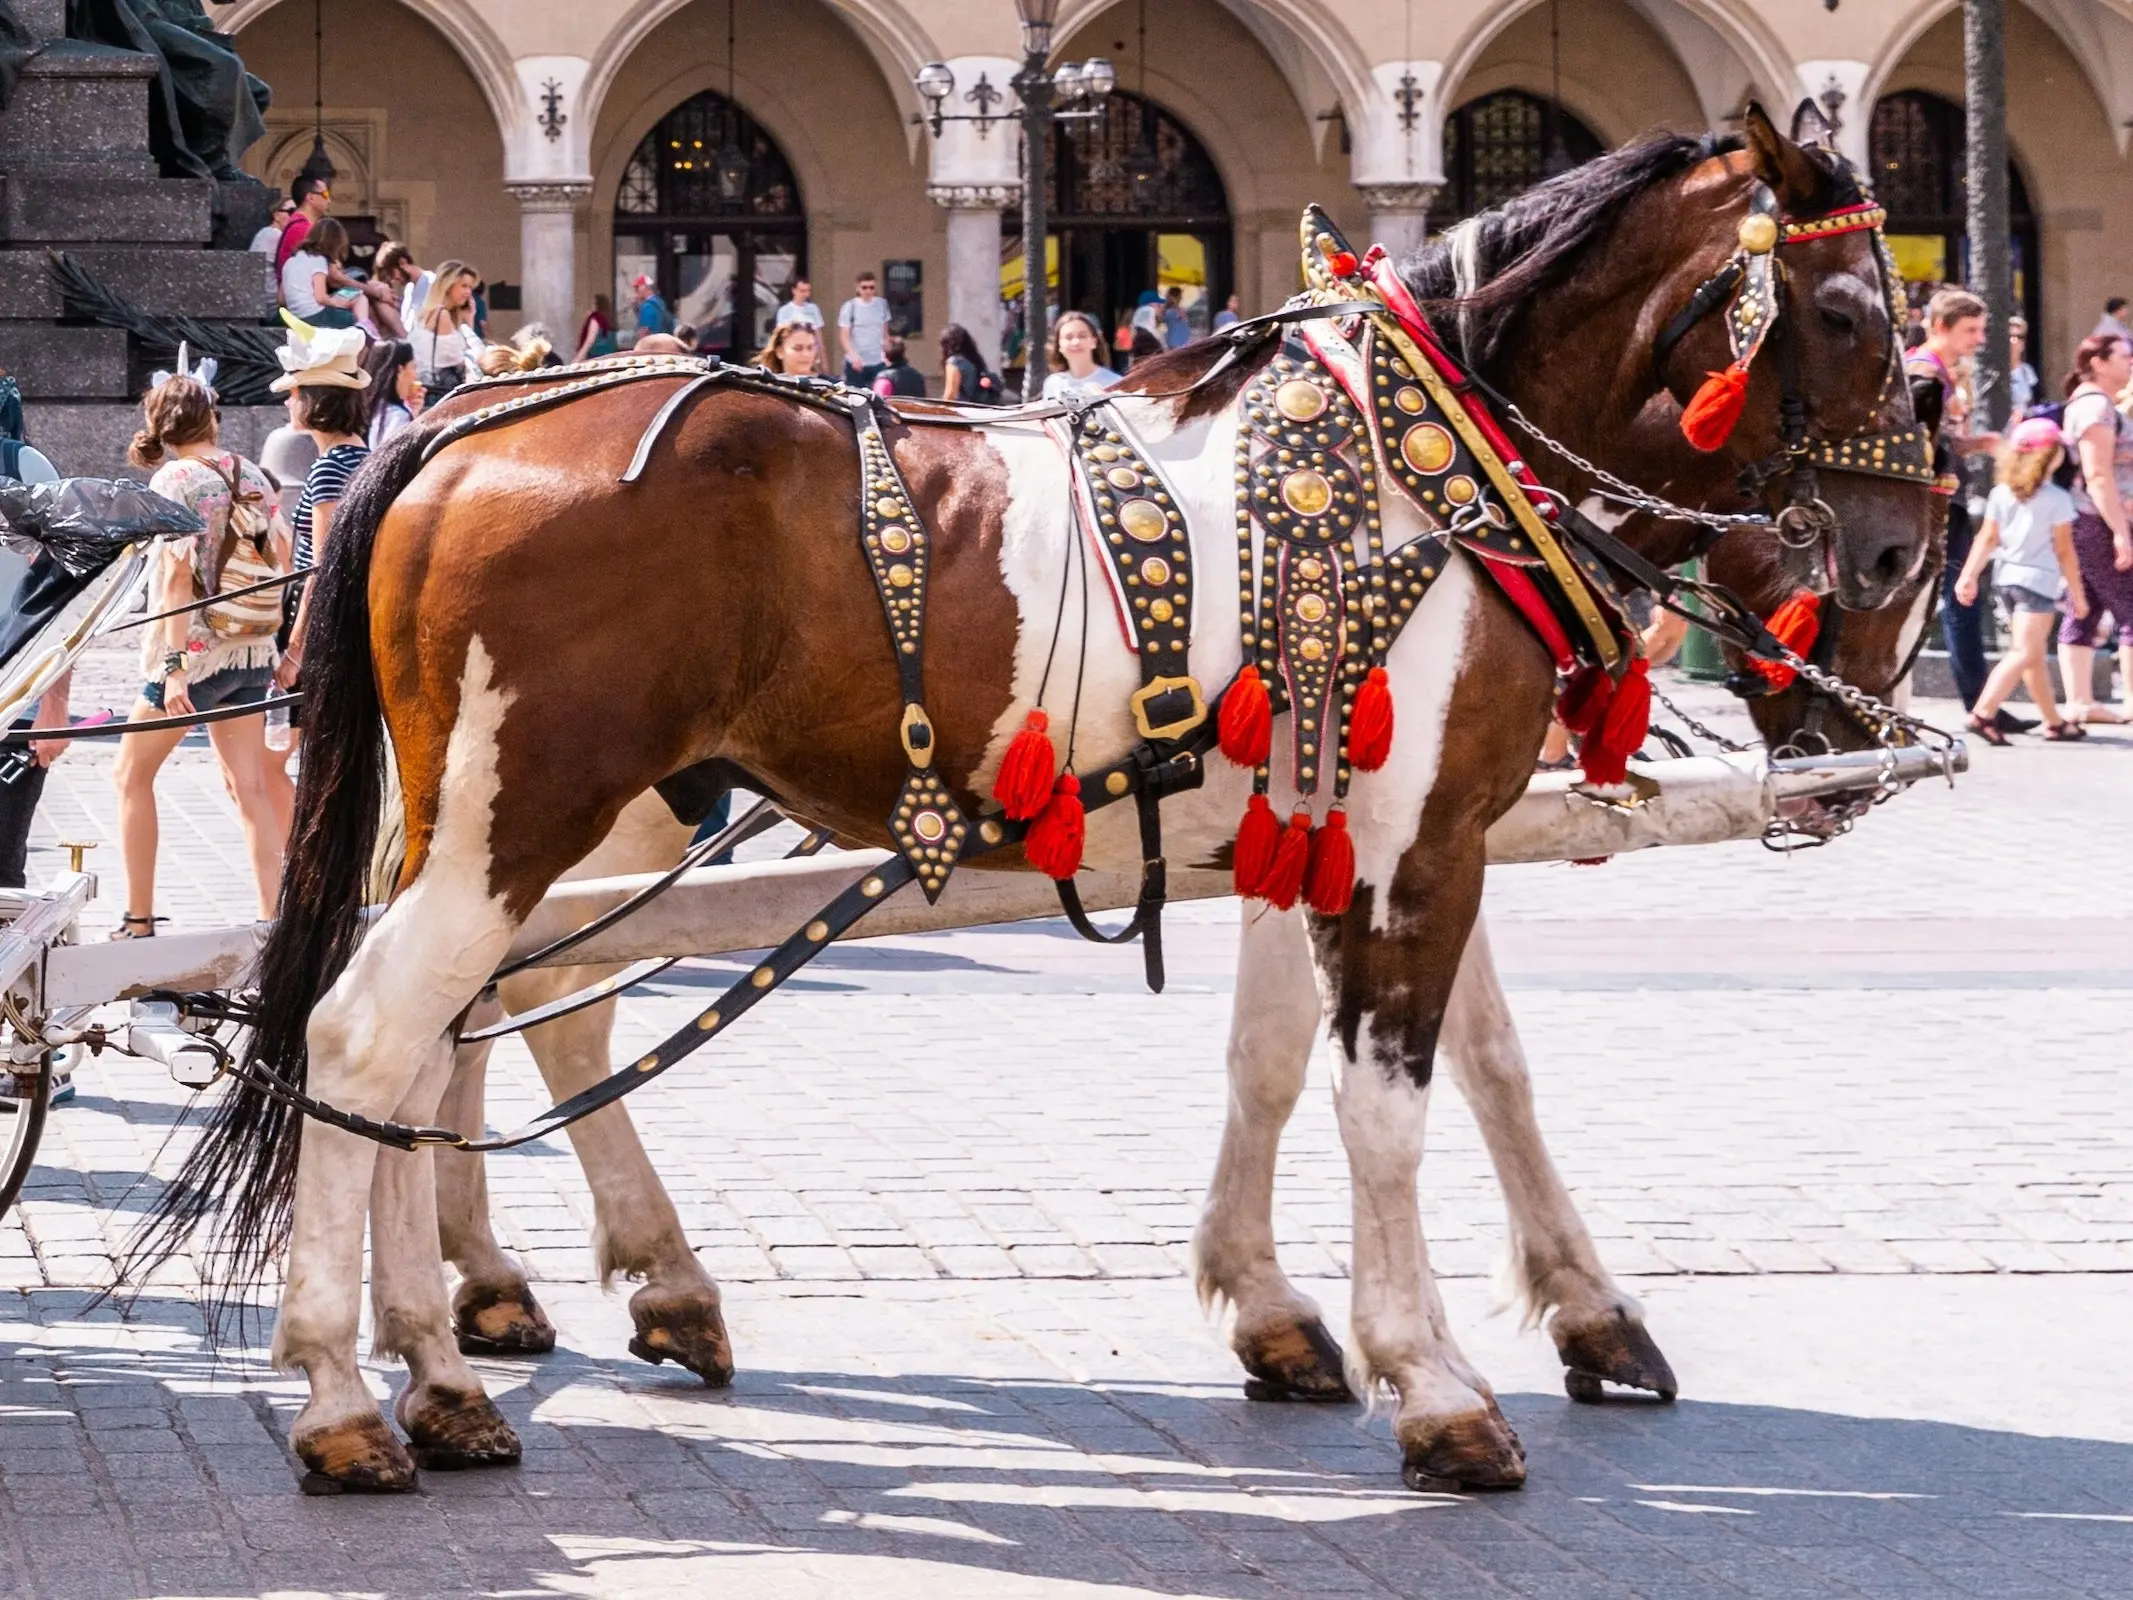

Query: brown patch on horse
[[367, 378, 1021, 913]]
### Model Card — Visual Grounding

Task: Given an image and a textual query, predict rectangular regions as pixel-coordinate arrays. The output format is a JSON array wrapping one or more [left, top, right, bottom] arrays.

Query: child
[[1956, 416, 2089, 742]]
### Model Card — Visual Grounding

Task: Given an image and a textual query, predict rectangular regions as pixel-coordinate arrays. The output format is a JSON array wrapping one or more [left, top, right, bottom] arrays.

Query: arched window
[[612, 90, 805, 359], [1870, 90, 2039, 332], [1438, 90, 1605, 228], [1006, 90, 1233, 356]]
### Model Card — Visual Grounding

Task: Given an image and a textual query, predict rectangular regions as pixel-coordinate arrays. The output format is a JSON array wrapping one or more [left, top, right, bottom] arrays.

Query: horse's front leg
[[505, 981, 733, 1385], [1441, 918, 1677, 1403], [1192, 904, 1352, 1402], [1315, 569, 1551, 1491]]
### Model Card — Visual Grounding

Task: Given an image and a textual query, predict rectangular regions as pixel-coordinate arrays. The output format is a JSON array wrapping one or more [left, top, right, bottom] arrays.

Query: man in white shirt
[[776, 280, 825, 372], [2095, 297, 2133, 344], [837, 271, 892, 386]]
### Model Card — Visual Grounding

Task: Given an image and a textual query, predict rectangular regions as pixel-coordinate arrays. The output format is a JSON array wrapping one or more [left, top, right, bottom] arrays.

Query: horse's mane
[[1401, 130, 1867, 371]]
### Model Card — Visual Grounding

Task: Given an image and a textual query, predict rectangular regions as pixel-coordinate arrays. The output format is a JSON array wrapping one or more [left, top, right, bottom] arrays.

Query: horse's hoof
[[293, 1410, 418, 1495], [453, 1280, 557, 1357], [1400, 1406, 1528, 1494], [1553, 1306, 1678, 1402], [394, 1386, 522, 1471], [1237, 1316, 1355, 1403], [627, 1285, 733, 1386]]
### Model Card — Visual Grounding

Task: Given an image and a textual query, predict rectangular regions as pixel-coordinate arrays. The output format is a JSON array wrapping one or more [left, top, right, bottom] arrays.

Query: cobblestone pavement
[[0, 671, 2128, 1596]]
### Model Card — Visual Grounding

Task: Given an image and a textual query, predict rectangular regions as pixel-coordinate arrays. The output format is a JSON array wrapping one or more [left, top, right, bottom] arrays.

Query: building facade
[[209, 0, 2133, 377]]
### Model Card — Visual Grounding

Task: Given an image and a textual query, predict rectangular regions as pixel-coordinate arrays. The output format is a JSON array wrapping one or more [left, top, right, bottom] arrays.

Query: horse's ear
[[1790, 97, 1839, 153], [1742, 100, 1826, 210]]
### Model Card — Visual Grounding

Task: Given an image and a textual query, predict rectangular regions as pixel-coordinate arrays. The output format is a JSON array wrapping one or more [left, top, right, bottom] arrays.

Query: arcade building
[[211, 0, 2115, 378]]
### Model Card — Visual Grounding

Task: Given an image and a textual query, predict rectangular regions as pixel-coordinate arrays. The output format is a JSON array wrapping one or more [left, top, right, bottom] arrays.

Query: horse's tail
[[126, 425, 432, 1316]]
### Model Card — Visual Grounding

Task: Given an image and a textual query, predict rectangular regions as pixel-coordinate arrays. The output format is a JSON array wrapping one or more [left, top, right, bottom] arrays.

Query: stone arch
[[1054, 0, 1374, 145], [1866, 0, 2129, 152], [1439, 0, 1794, 134], [581, 0, 939, 147], [216, 0, 521, 147]]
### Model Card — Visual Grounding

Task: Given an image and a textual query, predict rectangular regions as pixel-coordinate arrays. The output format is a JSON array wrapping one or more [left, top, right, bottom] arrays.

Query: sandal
[[1964, 713, 2009, 747], [109, 914, 160, 940], [2044, 721, 2089, 742]]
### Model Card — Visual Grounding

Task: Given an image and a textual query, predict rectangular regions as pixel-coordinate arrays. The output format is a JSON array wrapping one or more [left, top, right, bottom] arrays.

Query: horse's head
[[1415, 107, 1928, 612], [1652, 102, 1926, 608]]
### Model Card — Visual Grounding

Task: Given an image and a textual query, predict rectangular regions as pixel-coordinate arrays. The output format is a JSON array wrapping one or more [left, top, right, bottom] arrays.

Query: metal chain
[[1648, 684, 1749, 754], [1491, 394, 1780, 528]]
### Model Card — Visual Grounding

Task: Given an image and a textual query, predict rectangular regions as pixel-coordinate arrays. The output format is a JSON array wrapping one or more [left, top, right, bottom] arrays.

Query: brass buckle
[[1129, 675, 1207, 742], [899, 703, 936, 768]]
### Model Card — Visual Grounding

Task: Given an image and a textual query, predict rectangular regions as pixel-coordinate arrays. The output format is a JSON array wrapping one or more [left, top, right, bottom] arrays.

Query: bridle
[[1650, 180, 1940, 562]]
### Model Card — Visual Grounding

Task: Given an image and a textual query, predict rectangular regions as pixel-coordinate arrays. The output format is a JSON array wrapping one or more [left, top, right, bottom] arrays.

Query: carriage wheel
[[0, 1052, 52, 1223]]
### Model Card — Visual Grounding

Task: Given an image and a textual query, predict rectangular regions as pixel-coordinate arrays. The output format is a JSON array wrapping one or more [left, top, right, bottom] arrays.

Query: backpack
[[955, 356, 1004, 406], [197, 458, 284, 641]]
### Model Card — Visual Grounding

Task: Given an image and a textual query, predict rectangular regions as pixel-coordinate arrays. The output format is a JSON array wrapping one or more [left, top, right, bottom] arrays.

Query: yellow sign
[[1000, 236, 1060, 299]]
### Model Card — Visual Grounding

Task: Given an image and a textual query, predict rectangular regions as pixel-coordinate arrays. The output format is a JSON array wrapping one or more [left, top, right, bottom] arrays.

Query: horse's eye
[[1819, 306, 1857, 336]]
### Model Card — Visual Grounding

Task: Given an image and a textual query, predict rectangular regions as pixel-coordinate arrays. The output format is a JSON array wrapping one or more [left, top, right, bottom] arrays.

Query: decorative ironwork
[[1868, 89, 2037, 323], [1050, 91, 1227, 223], [1394, 71, 1423, 134], [1437, 90, 1604, 228], [614, 91, 803, 221], [539, 79, 567, 143]]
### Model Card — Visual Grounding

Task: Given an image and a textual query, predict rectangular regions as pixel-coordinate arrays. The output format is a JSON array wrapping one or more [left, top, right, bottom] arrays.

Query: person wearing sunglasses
[[250, 196, 297, 260], [273, 174, 333, 281]]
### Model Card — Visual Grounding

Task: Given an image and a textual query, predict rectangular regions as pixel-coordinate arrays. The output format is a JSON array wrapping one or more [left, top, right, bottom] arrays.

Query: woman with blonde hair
[[114, 371, 294, 937], [411, 258, 482, 405], [1956, 417, 2088, 742], [753, 321, 820, 376]]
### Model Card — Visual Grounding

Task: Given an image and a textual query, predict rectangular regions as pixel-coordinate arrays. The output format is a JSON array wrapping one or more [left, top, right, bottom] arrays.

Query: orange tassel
[[1023, 772, 1085, 879], [1218, 665, 1273, 767], [1303, 809, 1356, 916], [1681, 361, 1751, 452], [1579, 659, 1651, 786], [1754, 590, 1821, 689], [1556, 664, 1613, 735], [1258, 809, 1314, 911], [1348, 667, 1394, 770], [993, 708, 1058, 821], [1231, 793, 1281, 898]]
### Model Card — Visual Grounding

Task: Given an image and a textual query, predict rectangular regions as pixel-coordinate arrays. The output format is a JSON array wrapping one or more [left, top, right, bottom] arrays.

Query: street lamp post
[[915, 3, 1112, 397]]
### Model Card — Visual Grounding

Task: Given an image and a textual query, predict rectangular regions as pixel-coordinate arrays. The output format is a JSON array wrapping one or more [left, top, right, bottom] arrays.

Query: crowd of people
[[1907, 287, 2133, 743]]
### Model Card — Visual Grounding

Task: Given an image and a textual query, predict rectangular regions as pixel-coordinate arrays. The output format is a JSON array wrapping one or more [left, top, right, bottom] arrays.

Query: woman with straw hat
[[271, 316, 372, 714]]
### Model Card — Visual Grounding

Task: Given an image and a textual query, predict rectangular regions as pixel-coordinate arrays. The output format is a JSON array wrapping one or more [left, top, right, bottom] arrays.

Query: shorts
[[1999, 583, 2061, 615], [142, 665, 272, 714]]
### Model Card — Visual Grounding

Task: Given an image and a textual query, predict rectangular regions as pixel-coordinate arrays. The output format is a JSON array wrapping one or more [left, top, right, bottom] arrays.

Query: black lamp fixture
[[715, 0, 751, 202], [299, 0, 335, 185], [1124, 0, 1159, 186], [1541, 0, 1573, 177]]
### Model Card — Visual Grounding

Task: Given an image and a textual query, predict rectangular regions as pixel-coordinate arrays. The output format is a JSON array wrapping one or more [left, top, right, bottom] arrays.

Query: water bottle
[[264, 699, 292, 751]]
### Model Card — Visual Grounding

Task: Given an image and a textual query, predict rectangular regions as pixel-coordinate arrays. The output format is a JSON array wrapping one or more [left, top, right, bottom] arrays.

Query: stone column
[[1357, 182, 1441, 266], [929, 183, 1017, 373], [506, 181, 592, 341]]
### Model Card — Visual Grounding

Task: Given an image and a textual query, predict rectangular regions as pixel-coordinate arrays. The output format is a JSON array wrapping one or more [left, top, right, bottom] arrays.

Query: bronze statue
[[66, 0, 270, 181]]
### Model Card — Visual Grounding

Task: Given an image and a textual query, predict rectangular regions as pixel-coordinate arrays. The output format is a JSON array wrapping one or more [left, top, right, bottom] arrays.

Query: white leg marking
[[275, 638, 521, 1433]]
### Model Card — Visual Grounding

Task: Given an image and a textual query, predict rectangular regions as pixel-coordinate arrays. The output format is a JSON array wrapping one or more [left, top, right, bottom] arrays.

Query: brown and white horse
[[143, 111, 1923, 1494]]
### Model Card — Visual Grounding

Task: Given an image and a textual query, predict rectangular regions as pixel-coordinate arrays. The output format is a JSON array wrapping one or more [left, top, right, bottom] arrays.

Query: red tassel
[[1348, 667, 1394, 771], [1556, 664, 1614, 735], [1023, 773, 1085, 879], [1231, 793, 1281, 898], [1304, 809, 1356, 916], [1258, 809, 1314, 911], [1681, 361, 1751, 452], [1218, 665, 1274, 767], [993, 708, 1058, 821], [1754, 590, 1821, 689], [1579, 659, 1651, 786]]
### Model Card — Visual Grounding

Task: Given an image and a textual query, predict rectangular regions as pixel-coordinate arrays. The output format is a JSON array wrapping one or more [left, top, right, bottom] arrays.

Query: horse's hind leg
[[1441, 919, 1676, 1402], [277, 868, 521, 1493], [1192, 905, 1352, 1402], [434, 1022, 558, 1357], [370, 1042, 522, 1471]]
